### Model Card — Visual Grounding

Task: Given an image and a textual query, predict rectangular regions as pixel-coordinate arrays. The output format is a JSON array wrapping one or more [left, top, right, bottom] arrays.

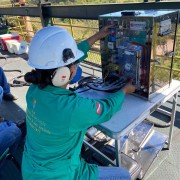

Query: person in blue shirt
[[0, 67, 18, 101], [0, 86, 21, 178]]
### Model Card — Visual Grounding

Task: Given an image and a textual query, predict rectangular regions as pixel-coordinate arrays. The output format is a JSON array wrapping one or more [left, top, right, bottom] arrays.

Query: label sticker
[[108, 42, 114, 49], [130, 21, 146, 30], [96, 102, 102, 114], [159, 19, 171, 35]]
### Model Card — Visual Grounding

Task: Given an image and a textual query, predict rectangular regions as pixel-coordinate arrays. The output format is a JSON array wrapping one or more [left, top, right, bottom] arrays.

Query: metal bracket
[[38, 0, 51, 27], [38, 0, 51, 6]]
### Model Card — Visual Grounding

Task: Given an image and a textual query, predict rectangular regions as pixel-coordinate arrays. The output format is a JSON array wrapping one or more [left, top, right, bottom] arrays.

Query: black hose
[[76, 76, 126, 93], [145, 118, 171, 128], [4, 69, 30, 87], [0, 55, 29, 86], [85, 131, 108, 143]]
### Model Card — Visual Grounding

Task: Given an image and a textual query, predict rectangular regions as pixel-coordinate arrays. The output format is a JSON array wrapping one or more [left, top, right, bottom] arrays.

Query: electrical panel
[[99, 10, 178, 100]]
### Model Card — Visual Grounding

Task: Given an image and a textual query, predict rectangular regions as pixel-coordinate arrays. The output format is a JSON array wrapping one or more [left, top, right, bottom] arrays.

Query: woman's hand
[[121, 81, 136, 94], [86, 24, 114, 47], [96, 24, 114, 39]]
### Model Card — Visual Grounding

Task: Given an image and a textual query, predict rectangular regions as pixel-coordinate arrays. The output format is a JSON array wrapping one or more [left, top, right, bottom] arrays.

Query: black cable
[[75, 76, 126, 93], [87, 81, 125, 93], [85, 131, 108, 143], [78, 76, 97, 86], [71, 76, 97, 91], [4, 69, 30, 87], [0, 55, 29, 87], [4, 69, 23, 74], [145, 118, 171, 128]]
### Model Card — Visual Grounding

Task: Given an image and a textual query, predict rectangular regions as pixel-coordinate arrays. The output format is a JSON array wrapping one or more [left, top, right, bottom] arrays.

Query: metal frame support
[[38, 0, 51, 27], [115, 139, 121, 166], [0, 2, 180, 20], [83, 140, 115, 166], [167, 93, 178, 149]]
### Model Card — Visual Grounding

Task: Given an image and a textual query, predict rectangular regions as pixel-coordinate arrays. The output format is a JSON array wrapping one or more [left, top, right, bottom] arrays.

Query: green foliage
[[173, 59, 180, 70]]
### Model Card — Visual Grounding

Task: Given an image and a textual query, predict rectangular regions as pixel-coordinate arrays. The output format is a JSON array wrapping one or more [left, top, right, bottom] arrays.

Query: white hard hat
[[28, 26, 84, 69]]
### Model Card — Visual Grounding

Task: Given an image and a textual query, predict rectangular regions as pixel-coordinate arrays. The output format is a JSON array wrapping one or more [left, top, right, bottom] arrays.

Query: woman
[[22, 25, 135, 179]]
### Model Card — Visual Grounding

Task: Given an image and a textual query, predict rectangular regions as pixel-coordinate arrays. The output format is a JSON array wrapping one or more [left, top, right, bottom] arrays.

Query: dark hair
[[24, 69, 56, 89]]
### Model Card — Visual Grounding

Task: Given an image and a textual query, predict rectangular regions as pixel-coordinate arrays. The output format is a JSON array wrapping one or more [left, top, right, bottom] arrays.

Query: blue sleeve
[[77, 40, 90, 63], [0, 86, 3, 105]]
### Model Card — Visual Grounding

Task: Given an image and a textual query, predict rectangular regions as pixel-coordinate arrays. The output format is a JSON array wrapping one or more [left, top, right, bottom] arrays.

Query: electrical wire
[[76, 76, 126, 93], [145, 118, 171, 128], [0, 55, 29, 87], [4, 69, 30, 87]]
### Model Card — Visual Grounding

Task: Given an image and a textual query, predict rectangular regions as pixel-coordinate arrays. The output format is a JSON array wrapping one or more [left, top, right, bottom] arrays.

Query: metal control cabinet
[[99, 10, 178, 100]]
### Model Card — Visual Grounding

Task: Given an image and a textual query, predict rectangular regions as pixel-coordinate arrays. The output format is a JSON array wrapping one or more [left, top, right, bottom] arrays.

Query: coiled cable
[[76, 76, 126, 93]]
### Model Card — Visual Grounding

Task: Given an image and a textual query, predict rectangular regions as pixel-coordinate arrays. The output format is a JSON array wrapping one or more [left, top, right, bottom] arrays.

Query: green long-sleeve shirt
[[22, 40, 125, 180]]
